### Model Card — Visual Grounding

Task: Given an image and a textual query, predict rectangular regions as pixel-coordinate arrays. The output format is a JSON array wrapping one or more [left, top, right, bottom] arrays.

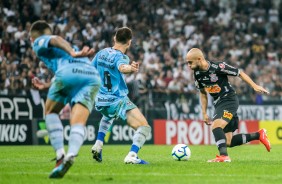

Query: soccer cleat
[[51, 155, 65, 168], [49, 156, 74, 179], [258, 129, 271, 152], [91, 145, 102, 162], [124, 152, 148, 164], [207, 155, 231, 162]]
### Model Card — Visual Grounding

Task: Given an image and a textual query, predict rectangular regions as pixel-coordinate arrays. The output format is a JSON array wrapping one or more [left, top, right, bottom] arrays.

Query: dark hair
[[30, 20, 52, 37], [115, 27, 132, 44]]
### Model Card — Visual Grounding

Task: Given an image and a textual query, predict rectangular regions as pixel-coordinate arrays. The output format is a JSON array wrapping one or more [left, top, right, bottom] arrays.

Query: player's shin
[[46, 113, 65, 159], [95, 117, 114, 146], [212, 127, 228, 156], [67, 124, 85, 159], [130, 125, 151, 153], [230, 133, 260, 147]]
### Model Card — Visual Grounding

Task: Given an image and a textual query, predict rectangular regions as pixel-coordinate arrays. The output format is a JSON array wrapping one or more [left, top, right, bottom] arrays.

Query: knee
[[212, 119, 227, 129], [130, 121, 149, 130]]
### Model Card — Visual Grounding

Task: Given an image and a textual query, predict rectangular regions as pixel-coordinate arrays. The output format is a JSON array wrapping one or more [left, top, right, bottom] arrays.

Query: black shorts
[[213, 93, 239, 133]]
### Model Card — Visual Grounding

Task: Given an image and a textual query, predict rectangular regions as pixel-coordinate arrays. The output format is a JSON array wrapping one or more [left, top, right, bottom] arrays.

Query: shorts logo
[[219, 63, 225, 69], [209, 74, 218, 82], [223, 110, 233, 120]]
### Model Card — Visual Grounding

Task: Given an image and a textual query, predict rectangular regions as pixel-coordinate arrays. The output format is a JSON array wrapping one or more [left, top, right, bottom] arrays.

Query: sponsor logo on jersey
[[72, 68, 97, 75], [223, 62, 236, 69], [203, 76, 209, 81], [99, 54, 114, 63], [221, 69, 237, 76], [194, 80, 199, 88], [219, 63, 225, 69], [97, 97, 115, 102], [126, 101, 133, 106], [209, 74, 218, 82], [211, 64, 218, 69], [204, 84, 221, 93], [223, 110, 233, 120]]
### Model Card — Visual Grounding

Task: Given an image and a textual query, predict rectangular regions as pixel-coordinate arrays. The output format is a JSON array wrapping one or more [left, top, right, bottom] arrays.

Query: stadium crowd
[[0, 0, 282, 111]]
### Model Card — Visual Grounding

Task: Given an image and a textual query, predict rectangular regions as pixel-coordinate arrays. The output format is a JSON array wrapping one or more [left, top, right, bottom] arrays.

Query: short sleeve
[[217, 62, 240, 76], [33, 35, 54, 56], [116, 54, 130, 69]]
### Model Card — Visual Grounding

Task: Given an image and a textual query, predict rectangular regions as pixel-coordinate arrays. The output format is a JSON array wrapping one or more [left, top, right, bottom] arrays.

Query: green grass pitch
[[0, 145, 281, 184]]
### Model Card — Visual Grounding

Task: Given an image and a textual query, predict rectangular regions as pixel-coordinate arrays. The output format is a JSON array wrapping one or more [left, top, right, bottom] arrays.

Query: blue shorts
[[47, 64, 101, 112], [95, 96, 136, 121]]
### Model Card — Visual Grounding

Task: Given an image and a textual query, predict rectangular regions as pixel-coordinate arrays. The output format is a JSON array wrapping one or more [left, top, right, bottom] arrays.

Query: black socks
[[230, 132, 260, 147], [212, 127, 228, 156]]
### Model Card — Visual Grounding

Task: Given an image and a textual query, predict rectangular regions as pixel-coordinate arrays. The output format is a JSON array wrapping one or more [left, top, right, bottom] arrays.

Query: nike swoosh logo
[[212, 114, 217, 119]]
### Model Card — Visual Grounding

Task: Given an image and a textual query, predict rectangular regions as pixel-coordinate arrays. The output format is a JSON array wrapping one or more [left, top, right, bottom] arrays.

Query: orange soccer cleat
[[258, 129, 271, 152], [207, 155, 231, 162]]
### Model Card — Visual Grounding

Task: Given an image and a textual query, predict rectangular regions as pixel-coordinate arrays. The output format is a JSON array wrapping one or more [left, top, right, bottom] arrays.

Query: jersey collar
[[198, 60, 210, 72]]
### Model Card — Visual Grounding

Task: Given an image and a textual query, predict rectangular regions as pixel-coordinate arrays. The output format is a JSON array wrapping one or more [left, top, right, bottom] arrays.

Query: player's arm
[[118, 61, 139, 74], [199, 88, 211, 125], [49, 36, 94, 57], [239, 71, 269, 94], [32, 77, 51, 90]]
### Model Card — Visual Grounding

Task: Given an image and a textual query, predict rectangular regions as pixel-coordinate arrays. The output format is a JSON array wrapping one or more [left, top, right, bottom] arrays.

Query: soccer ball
[[171, 144, 191, 161]]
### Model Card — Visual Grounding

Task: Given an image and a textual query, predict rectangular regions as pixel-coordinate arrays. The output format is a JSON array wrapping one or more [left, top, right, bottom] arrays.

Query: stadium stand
[[0, 0, 281, 111]]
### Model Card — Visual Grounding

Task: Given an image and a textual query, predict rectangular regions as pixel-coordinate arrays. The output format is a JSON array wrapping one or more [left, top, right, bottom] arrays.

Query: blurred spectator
[[0, 0, 281, 109]]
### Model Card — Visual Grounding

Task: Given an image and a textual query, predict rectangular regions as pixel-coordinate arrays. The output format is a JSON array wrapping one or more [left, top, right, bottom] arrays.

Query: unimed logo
[[0, 124, 27, 142]]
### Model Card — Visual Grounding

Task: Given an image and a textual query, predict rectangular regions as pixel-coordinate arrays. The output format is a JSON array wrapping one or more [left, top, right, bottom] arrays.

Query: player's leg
[[91, 115, 114, 162], [207, 118, 231, 162], [225, 132, 233, 147], [45, 98, 66, 166], [124, 107, 151, 164], [67, 103, 90, 158], [225, 114, 271, 151], [49, 68, 100, 178], [63, 82, 99, 164], [228, 130, 271, 152], [208, 95, 239, 162], [49, 103, 90, 179]]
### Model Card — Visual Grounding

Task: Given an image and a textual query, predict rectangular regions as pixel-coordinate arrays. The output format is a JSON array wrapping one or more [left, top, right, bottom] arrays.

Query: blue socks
[[130, 144, 140, 153], [96, 116, 114, 142], [130, 126, 151, 154]]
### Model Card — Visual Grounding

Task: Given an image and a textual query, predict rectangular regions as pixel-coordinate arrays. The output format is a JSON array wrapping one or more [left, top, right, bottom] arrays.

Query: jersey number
[[104, 71, 112, 92]]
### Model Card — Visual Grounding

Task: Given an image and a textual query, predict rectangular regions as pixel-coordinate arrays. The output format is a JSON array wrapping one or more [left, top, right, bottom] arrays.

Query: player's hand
[[253, 85, 270, 95], [202, 113, 211, 125], [71, 46, 95, 57], [32, 77, 46, 90], [130, 61, 139, 72]]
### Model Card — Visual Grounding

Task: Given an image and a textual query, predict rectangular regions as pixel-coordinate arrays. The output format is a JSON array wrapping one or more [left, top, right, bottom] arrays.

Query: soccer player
[[91, 27, 151, 164], [30, 20, 101, 178], [185, 48, 271, 162]]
